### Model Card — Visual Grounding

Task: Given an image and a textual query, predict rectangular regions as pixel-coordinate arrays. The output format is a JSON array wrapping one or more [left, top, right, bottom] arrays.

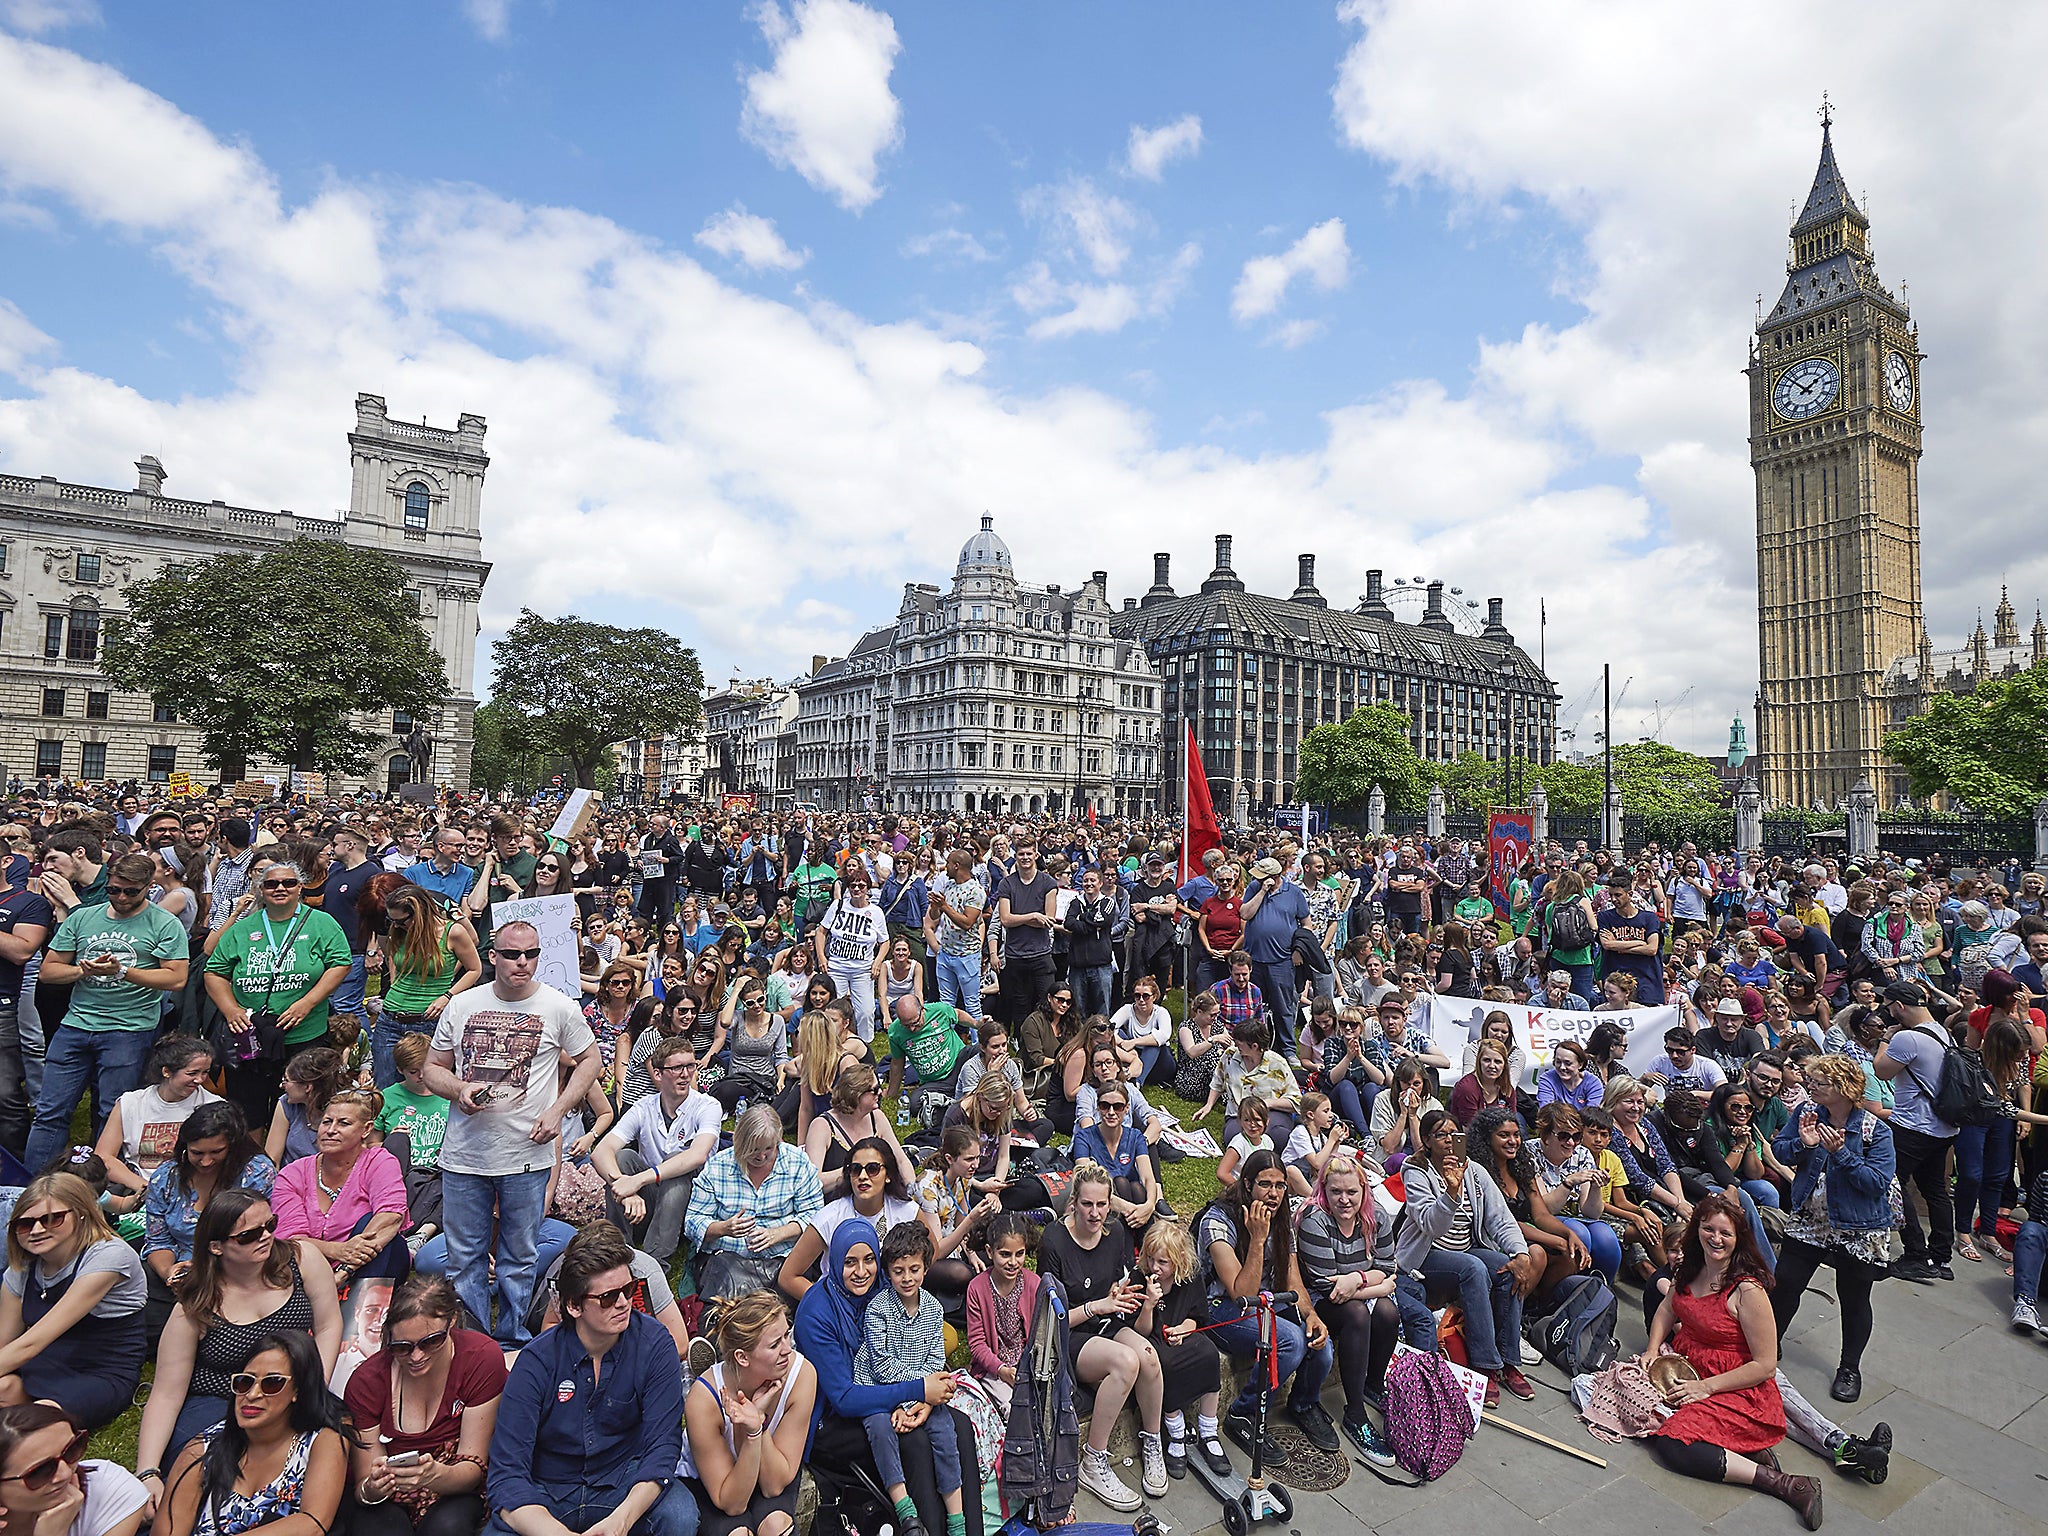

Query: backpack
[[1523, 1271, 1620, 1377], [1906, 1025, 2003, 1128], [1379, 1347, 1472, 1481], [1546, 898, 1595, 951]]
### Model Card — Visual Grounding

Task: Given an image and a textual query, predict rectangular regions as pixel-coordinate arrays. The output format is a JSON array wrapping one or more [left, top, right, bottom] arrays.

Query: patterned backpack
[[1379, 1347, 1472, 1481]]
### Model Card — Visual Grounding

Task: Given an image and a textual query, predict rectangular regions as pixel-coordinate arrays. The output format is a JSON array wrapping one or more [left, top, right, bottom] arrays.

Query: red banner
[[1180, 721, 1222, 886], [1487, 810, 1534, 920]]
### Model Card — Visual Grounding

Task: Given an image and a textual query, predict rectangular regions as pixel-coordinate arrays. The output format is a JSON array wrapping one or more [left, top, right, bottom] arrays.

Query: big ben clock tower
[[1749, 104, 1925, 809]]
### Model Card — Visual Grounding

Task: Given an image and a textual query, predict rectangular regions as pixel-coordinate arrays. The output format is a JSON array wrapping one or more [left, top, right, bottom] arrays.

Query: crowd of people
[[0, 777, 2039, 1534]]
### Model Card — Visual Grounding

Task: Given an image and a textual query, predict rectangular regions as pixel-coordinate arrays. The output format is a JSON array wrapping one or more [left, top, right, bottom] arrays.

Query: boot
[[1752, 1464, 1823, 1530]]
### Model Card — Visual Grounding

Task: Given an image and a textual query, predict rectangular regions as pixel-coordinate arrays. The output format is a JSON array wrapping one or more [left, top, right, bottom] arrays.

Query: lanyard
[[260, 906, 307, 961]]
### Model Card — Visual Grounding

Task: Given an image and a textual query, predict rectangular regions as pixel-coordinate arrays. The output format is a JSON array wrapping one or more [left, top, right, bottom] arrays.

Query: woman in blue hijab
[[792, 1217, 985, 1533]]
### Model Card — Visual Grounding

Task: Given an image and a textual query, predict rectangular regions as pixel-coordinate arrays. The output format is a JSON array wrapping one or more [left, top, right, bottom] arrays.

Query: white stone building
[[886, 516, 1158, 818], [702, 680, 798, 803], [792, 624, 894, 810], [614, 727, 708, 801], [0, 393, 489, 792]]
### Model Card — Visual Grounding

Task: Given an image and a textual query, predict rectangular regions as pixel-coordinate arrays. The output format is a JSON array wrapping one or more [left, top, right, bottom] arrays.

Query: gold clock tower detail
[[1748, 105, 1924, 809]]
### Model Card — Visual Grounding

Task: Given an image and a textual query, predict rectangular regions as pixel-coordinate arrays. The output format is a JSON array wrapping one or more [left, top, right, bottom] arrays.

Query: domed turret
[[957, 513, 1013, 578]]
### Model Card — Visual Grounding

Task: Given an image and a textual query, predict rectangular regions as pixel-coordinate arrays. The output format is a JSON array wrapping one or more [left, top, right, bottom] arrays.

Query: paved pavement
[[1101, 1253, 2048, 1536]]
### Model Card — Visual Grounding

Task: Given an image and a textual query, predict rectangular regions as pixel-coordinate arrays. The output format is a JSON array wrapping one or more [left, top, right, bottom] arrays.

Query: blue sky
[[2, 1, 2045, 759]]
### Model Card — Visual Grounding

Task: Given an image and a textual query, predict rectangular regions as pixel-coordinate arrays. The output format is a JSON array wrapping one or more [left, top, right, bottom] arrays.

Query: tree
[[469, 698, 547, 794], [1436, 751, 1503, 812], [1608, 740, 1726, 818], [1885, 661, 2048, 817], [1299, 704, 1429, 813], [101, 538, 447, 780], [491, 610, 705, 789]]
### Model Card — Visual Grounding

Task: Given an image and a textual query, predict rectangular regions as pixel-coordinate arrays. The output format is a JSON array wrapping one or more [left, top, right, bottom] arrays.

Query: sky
[[1, 1, 2045, 760]]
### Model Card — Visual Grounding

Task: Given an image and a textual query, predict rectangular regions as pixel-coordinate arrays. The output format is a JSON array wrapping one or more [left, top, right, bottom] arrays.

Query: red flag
[[1087, 804, 1097, 828], [1180, 719, 1223, 885]]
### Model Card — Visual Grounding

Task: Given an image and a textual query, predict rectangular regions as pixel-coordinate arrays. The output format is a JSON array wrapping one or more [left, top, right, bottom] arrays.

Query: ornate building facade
[[1749, 115, 1926, 807], [0, 393, 490, 792], [1112, 538, 1555, 818], [791, 624, 894, 811]]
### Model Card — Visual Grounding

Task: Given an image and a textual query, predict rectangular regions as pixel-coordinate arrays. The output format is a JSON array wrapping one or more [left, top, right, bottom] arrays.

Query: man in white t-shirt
[[590, 1036, 721, 1262], [423, 919, 601, 1347]]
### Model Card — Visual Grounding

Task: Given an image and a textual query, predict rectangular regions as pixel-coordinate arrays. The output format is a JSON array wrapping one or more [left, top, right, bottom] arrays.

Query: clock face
[[1772, 357, 1841, 421], [1884, 350, 1914, 411]]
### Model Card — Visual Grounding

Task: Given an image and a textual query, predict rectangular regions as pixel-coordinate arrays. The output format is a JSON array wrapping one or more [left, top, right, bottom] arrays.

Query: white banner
[[1420, 995, 1680, 1091], [488, 893, 582, 999]]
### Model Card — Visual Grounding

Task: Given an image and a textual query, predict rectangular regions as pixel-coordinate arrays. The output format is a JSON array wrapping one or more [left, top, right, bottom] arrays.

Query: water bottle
[[896, 1097, 912, 1128], [734, 1096, 749, 1124]]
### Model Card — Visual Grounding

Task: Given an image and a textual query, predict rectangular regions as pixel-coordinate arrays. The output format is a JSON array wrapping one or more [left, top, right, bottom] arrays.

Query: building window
[[44, 615, 64, 659], [79, 742, 106, 780], [41, 689, 64, 718], [35, 741, 62, 777], [387, 755, 412, 791], [404, 482, 431, 531], [75, 553, 101, 584], [404, 589, 423, 613], [393, 710, 415, 735], [153, 700, 178, 724], [66, 610, 98, 662], [147, 745, 176, 781], [86, 691, 108, 720]]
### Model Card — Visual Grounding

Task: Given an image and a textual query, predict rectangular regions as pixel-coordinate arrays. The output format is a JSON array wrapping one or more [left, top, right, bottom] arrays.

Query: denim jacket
[[1773, 1105, 1895, 1232]]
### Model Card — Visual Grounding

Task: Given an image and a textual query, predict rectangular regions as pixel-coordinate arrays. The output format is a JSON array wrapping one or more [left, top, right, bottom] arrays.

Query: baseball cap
[[1881, 978, 1928, 1010]]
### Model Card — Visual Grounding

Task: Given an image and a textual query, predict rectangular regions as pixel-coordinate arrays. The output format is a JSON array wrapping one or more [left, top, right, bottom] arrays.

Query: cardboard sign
[[548, 788, 600, 844], [233, 779, 277, 800], [290, 771, 326, 796], [1421, 996, 1679, 1090], [487, 893, 581, 998], [166, 771, 195, 797]]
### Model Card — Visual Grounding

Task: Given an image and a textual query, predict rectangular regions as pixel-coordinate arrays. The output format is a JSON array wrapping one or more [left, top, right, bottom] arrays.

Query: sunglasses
[[578, 1283, 635, 1312], [1098, 1099, 1128, 1111], [226, 1216, 279, 1247], [848, 1160, 887, 1177], [606, 979, 634, 988], [0, 1430, 86, 1489], [11, 1209, 71, 1236], [1726, 1102, 1753, 1115], [260, 878, 302, 890], [384, 1327, 451, 1358], [497, 947, 542, 961], [103, 883, 147, 898], [231, 1372, 293, 1398]]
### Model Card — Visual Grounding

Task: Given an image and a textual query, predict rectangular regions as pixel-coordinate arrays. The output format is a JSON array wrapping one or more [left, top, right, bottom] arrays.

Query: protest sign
[[548, 787, 600, 844], [1487, 810, 1533, 920], [1421, 995, 1679, 1090], [488, 893, 581, 998]]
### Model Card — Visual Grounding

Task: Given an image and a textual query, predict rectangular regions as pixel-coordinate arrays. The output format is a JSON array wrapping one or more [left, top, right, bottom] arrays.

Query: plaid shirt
[[1209, 979, 1263, 1030], [682, 1143, 822, 1257], [855, 1283, 947, 1386]]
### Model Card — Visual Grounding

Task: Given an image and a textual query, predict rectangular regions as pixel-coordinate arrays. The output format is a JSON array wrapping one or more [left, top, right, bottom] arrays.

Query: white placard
[[488, 893, 581, 998], [548, 788, 597, 844], [1420, 996, 1680, 1090]]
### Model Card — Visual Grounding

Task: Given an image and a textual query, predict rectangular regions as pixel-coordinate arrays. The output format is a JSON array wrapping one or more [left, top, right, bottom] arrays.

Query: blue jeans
[[1411, 1246, 1524, 1371], [935, 952, 980, 1018], [1953, 1118, 2016, 1239], [864, 1402, 960, 1497], [330, 954, 368, 1030], [1070, 964, 1113, 1020], [25, 1026, 152, 1172], [371, 1011, 431, 1090], [1564, 962, 1597, 1005], [2014, 1220, 2047, 1305], [1252, 958, 1300, 1055], [414, 1217, 574, 1287], [485, 1478, 697, 1536], [1559, 1216, 1622, 1283], [440, 1167, 551, 1346], [1328, 1076, 1372, 1140], [1206, 1298, 1334, 1417]]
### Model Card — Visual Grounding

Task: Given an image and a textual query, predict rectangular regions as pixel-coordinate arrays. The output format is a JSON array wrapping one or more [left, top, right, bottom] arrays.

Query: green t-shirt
[[377, 1082, 450, 1171], [205, 904, 352, 1045], [49, 903, 189, 1032], [891, 1002, 970, 1083], [1454, 895, 1497, 928], [788, 862, 838, 913]]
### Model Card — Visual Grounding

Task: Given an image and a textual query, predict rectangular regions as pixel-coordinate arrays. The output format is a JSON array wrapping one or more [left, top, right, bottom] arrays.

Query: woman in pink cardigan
[[964, 1210, 1041, 1413], [272, 1089, 410, 1282]]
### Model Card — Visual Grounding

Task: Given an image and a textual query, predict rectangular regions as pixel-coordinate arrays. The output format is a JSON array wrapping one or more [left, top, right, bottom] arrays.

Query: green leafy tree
[[1609, 740, 1727, 817], [101, 538, 447, 780], [491, 609, 705, 789], [469, 699, 548, 794], [1436, 750, 1504, 812], [1300, 704, 1429, 813], [1530, 759, 1602, 815], [1885, 661, 2048, 817]]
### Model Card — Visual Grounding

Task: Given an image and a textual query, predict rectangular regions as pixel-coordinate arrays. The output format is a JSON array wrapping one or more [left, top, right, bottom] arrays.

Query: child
[[377, 1032, 450, 1238], [1217, 1095, 1274, 1186], [1132, 1219, 1228, 1480], [964, 1212, 1041, 1413], [1281, 1091, 1350, 1198], [855, 1221, 967, 1536], [1580, 1105, 1666, 1283]]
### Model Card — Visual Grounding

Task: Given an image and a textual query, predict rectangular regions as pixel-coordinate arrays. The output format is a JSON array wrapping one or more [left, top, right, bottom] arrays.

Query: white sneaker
[[1139, 1433, 1168, 1498], [2014, 1298, 2042, 1334], [684, 1335, 718, 1390], [1079, 1447, 1142, 1512]]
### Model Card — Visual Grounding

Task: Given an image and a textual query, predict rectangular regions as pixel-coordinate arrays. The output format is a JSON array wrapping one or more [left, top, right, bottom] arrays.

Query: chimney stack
[[1290, 553, 1327, 608], [1201, 534, 1246, 595], [1123, 596, 1137, 611], [134, 456, 166, 497], [1420, 580, 1456, 631], [1091, 570, 1108, 592], [1482, 597, 1513, 645], [1359, 569, 1393, 620], [1142, 551, 1176, 608], [812, 654, 827, 675], [1216, 534, 1233, 570]]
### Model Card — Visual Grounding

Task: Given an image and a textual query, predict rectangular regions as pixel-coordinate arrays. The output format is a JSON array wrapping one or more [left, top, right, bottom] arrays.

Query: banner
[[1180, 720, 1222, 885], [1420, 994, 1678, 1091], [1486, 809, 1534, 921], [488, 893, 581, 998]]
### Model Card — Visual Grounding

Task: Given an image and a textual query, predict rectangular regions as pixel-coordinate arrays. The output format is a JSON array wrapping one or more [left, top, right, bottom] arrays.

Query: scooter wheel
[[1221, 1498, 1248, 1536], [1271, 1485, 1294, 1520]]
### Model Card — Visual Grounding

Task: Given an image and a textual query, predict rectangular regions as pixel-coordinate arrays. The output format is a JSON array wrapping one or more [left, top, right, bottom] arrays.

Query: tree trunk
[[294, 732, 317, 772]]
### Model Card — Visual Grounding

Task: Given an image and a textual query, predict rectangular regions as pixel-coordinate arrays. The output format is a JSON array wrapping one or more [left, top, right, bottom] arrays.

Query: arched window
[[404, 482, 431, 531], [387, 755, 412, 791]]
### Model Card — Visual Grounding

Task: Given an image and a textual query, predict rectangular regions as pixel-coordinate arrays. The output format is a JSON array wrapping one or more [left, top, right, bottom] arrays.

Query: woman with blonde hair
[[0, 1172, 146, 1429], [680, 1290, 816, 1536]]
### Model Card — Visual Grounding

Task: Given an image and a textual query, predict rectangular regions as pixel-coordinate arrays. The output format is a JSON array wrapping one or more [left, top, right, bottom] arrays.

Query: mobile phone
[[1450, 1130, 1467, 1160], [386, 1452, 423, 1468]]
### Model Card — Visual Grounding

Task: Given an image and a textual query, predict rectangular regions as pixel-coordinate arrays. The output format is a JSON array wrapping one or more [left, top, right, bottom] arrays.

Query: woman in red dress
[[1642, 1193, 1822, 1529]]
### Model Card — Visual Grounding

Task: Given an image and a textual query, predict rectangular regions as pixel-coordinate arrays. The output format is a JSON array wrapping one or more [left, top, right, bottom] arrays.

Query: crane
[[1651, 685, 1697, 741], [1592, 675, 1633, 745]]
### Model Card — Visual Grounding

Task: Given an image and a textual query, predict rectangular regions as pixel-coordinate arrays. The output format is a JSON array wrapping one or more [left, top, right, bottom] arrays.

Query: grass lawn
[[85, 987, 1239, 1468]]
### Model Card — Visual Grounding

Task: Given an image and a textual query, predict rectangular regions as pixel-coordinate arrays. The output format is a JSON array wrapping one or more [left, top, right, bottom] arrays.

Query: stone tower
[[1748, 108, 1925, 807]]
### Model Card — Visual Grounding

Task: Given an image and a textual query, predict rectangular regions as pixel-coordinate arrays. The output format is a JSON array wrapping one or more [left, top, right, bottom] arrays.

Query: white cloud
[[902, 226, 996, 263], [1013, 243, 1199, 340], [1020, 176, 1137, 277], [0, 0, 97, 34], [740, 0, 902, 212], [460, 0, 510, 41], [694, 204, 808, 271], [1272, 318, 1324, 349], [1231, 217, 1351, 321], [1125, 114, 1203, 180]]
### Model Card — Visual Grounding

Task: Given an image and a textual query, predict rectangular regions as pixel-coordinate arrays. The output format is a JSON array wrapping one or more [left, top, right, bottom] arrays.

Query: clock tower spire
[[1747, 109, 1925, 809]]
